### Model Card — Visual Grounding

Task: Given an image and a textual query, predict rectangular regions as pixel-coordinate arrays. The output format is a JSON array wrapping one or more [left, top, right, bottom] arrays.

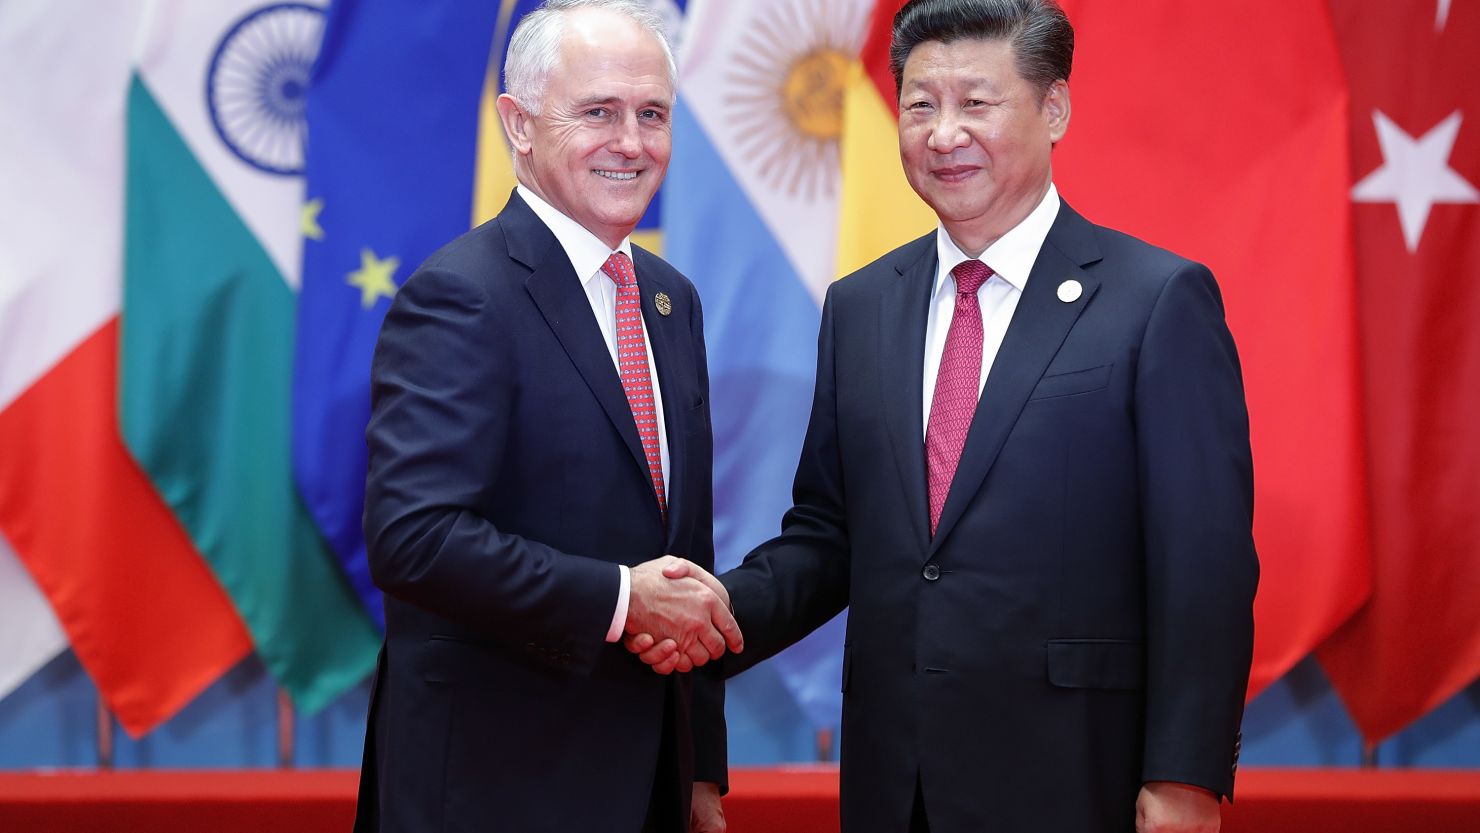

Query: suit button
[[526, 642, 536, 652], [922, 563, 941, 581]]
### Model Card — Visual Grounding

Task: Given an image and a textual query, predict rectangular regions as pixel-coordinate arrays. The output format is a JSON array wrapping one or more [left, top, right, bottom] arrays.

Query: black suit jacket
[[355, 192, 724, 833], [722, 202, 1258, 833]]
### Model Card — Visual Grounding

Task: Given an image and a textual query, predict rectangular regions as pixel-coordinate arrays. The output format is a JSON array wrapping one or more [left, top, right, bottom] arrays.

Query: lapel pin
[[1057, 279, 1083, 303], [654, 291, 673, 316]]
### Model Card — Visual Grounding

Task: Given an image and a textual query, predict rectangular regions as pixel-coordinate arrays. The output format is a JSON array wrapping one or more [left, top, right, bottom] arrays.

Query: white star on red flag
[[1350, 110, 1478, 252]]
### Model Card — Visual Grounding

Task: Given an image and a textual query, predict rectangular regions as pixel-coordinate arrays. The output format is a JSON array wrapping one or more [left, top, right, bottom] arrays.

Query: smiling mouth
[[932, 166, 979, 182], [594, 170, 639, 181]]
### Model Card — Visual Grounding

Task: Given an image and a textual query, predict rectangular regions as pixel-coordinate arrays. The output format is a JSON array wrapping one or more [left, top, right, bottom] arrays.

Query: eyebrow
[[573, 95, 672, 110]]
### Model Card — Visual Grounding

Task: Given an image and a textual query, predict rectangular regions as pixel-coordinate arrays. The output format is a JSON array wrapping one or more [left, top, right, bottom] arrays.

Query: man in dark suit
[[355, 2, 740, 832], [635, 1, 1257, 831]]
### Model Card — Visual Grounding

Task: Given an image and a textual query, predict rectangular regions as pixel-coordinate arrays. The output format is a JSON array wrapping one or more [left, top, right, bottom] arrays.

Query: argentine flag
[[666, 0, 875, 757]]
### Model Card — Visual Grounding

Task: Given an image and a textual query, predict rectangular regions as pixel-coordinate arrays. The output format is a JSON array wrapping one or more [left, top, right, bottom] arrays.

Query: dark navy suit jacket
[[722, 202, 1258, 833], [355, 192, 724, 833]]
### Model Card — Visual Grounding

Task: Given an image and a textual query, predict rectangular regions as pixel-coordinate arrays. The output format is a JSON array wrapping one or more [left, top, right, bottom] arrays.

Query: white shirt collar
[[518, 184, 632, 289], [933, 182, 1060, 297]]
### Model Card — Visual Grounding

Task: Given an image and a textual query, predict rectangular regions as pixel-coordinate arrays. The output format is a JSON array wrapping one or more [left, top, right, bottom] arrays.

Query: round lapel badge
[[1057, 279, 1083, 303], [654, 291, 673, 316]]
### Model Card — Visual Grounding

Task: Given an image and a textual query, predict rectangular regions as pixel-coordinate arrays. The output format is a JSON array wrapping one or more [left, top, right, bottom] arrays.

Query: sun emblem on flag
[[725, 0, 867, 200]]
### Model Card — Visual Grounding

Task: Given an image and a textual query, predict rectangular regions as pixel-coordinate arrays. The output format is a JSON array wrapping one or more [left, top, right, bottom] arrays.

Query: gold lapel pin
[[1057, 279, 1083, 303], [654, 291, 673, 316]]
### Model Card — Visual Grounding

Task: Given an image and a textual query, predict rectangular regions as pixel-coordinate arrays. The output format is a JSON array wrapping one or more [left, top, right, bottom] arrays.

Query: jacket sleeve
[[363, 263, 620, 672], [1134, 262, 1259, 800]]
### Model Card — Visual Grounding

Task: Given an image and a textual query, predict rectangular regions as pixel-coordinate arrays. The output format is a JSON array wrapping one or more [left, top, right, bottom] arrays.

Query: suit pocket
[[1045, 638, 1144, 690], [1028, 364, 1112, 400], [683, 397, 709, 433]]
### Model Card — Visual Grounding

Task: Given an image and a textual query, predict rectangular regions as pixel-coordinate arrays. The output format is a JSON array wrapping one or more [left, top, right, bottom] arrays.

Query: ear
[[1043, 79, 1070, 143], [495, 93, 534, 156]]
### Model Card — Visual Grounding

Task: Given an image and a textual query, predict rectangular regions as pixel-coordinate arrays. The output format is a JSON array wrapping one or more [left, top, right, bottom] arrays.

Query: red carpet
[[0, 767, 1476, 831]]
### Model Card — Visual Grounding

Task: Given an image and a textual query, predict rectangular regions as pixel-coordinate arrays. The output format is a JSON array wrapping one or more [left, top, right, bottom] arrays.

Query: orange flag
[[0, 324, 252, 735]]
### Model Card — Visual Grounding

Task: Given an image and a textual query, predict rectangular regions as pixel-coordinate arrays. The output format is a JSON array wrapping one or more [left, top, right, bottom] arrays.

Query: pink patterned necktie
[[602, 252, 667, 519], [925, 260, 992, 536]]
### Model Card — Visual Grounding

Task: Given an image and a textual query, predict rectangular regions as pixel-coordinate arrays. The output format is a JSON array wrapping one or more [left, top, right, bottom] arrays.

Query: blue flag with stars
[[294, 0, 680, 627], [293, 0, 506, 627]]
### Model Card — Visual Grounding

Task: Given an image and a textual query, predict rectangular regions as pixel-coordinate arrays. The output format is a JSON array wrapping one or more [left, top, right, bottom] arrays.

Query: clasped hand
[[624, 556, 742, 674]]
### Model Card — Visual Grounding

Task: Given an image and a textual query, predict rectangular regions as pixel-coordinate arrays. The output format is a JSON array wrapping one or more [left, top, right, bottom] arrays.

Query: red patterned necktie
[[925, 260, 992, 536], [602, 252, 667, 519]]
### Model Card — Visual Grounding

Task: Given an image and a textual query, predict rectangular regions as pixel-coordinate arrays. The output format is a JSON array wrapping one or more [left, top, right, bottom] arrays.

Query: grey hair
[[503, 0, 677, 115]]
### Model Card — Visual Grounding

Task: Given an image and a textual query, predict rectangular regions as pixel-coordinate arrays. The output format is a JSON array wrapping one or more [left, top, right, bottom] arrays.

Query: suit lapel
[[510, 194, 652, 491], [633, 248, 691, 544], [929, 204, 1103, 554], [879, 237, 937, 552]]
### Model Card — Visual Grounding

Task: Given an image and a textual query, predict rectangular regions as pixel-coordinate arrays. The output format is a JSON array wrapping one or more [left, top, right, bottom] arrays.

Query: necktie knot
[[603, 251, 636, 288], [952, 260, 992, 296]]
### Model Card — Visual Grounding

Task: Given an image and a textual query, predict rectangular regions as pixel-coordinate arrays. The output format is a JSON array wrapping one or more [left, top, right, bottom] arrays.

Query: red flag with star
[[1317, 0, 1480, 743], [1053, 0, 1371, 698]]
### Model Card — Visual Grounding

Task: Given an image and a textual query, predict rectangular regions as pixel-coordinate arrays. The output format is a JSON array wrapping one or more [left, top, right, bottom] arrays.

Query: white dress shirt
[[518, 185, 669, 642], [922, 183, 1061, 435]]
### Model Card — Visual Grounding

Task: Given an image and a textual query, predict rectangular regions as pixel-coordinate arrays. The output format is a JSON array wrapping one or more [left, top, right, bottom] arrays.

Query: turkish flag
[[1316, 0, 1480, 743], [1054, 0, 1371, 697]]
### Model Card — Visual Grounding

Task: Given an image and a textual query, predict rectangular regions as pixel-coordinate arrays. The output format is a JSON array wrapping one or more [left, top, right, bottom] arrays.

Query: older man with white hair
[[355, 2, 737, 831]]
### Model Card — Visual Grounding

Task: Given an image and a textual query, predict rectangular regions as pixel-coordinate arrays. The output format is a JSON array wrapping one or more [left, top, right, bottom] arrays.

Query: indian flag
[[121, 0, 378, 714]]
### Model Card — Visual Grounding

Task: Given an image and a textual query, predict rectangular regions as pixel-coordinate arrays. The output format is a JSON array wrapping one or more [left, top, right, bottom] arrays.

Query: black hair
[[889, 0, 1073, 100]]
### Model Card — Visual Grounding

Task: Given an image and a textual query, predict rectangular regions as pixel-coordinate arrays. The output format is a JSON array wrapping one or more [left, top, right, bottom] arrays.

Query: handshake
[[623, 556, 742, 674]]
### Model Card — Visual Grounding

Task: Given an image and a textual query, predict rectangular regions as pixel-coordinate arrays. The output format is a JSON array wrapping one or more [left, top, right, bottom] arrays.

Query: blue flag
[[294, 0, 682, 627], [293, 0, 506, 627]]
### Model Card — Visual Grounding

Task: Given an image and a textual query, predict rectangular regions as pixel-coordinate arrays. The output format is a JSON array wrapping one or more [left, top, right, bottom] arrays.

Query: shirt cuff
[[605, 564, 631, 643]]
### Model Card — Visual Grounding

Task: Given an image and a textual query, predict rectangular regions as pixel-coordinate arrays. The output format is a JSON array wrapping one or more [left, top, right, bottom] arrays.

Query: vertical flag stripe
[[0, 533, 66, 702], [295, 0, 504, 630], [1054, 0, 1370, 697], [0, 321, 252, 735], [837, 0, 934, 278], [122, 74, 378, 713], [472, 0, 537, 228], [835, 58, 935, 277], [1317, 0, 1480, 741], [1, 0, 249, 727]]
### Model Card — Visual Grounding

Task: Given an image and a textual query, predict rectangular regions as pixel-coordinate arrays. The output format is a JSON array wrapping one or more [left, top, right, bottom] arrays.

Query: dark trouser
[[642, 687, 681, 833]]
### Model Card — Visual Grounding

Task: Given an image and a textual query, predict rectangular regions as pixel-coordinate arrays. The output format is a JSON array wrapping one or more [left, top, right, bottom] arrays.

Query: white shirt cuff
[[606, 564, 631, 643]]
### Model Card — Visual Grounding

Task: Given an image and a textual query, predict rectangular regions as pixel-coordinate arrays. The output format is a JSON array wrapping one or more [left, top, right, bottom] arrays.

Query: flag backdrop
[[0, 0, 1476, 748], [1318, 0, 1480, 743], [667, 0, 875, 729], [121, 0, 379, 714], [1050, 0, 1371, 698], [0, 0, 252, 736], [294, 0, 507, 630], [295, 0, 682, 629]]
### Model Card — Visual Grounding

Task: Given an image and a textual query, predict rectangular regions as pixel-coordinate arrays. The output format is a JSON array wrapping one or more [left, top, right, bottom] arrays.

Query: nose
[[608, 113, 642, 159], [926, 107, 969, 153]]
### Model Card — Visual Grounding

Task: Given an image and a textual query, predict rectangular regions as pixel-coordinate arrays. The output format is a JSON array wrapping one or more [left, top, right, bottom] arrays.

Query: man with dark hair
[[635, 0, 1257, 831]]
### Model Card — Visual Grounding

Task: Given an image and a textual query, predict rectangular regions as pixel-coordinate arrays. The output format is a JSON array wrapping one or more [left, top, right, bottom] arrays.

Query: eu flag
[[293, 0, 507, 627]]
